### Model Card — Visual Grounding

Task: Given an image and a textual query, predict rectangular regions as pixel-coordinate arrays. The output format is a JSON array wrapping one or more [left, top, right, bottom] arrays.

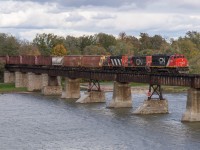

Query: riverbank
[[0, 83, 27, 94], [0, 82, 188, 94]]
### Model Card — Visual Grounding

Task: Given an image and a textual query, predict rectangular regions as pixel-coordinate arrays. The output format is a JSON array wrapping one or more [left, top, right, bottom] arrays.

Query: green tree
[[95, 33, 117, 49], [51, 44, 67, 56], [33, 33, 64, 56], [64, 36, 81, 55], [78, 35, 95, 54], [83, 45, 107, 55], [0, 33, 20, 55], [139, 33, 151, 50], [185, 31, 200, 49]]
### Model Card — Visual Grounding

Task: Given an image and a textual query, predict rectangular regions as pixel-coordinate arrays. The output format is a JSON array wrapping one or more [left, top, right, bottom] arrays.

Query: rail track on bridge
[[5, 64, 200, 89]]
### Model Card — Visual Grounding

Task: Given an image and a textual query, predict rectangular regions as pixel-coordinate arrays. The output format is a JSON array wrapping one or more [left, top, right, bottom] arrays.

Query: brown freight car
[[21, 55, 36, 65], [6, 56, 21, 65], [81, 55, 105, 68], [35, 56, 52, 66], [63, 55, 82, 67], [0, 56, 6, 64]]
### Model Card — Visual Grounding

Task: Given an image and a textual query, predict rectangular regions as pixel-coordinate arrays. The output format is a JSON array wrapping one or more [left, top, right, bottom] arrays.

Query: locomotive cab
[[167, 54, 189, 73], [167, 54, 189, 67]]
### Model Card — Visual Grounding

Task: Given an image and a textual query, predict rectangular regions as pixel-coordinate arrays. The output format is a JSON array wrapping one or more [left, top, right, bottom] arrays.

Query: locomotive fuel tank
[[52, 57, 64, 66]]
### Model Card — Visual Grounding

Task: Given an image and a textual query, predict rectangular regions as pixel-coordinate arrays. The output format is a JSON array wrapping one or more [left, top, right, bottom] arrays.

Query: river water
[[0, 92, 200, 150]]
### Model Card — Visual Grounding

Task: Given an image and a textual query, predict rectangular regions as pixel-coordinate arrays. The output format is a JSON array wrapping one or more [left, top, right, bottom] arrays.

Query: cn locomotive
[[0, 54, 189, 74]]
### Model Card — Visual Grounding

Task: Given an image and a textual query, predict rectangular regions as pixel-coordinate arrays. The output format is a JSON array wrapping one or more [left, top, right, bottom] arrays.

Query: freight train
[[0, 54, 189, 74]]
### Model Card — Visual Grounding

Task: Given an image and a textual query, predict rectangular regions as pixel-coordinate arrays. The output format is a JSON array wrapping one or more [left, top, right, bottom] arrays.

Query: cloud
[[0, 0, 200, 41]]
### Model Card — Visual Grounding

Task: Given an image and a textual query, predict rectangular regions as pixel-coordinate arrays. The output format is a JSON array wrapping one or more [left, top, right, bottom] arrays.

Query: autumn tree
[[51, 44, 67, 56], [19, 40, 40, 55]]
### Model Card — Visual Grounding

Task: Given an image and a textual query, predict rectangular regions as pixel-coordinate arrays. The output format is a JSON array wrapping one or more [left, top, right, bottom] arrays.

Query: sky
[[0, 0, 200, 41]]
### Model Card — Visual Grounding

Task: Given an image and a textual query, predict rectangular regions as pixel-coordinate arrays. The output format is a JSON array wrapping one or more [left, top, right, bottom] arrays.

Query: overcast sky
[[0, 0, 200, 41]]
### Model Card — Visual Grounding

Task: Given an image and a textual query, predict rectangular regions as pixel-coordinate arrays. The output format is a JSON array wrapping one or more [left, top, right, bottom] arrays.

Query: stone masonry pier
[[27, 72, 42, 91], [4, 71, 15, 83], [42, 74, 62, 96], [62, 78, 80, 99], [15, 71, 28, 88]]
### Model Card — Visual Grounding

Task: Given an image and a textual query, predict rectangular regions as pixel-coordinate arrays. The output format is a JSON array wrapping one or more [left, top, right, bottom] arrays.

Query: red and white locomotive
[[0, 54, 189, 73]]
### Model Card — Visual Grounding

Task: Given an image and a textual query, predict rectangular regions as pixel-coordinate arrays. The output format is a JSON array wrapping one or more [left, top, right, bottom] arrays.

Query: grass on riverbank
[[0, 83, 27, 93]]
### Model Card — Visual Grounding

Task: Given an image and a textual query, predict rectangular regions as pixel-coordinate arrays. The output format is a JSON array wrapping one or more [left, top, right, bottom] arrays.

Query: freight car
[[3, 54, 189, 74]]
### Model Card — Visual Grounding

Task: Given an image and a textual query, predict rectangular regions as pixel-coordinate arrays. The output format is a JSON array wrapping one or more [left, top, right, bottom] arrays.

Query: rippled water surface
[[0, 92, 200, 150]]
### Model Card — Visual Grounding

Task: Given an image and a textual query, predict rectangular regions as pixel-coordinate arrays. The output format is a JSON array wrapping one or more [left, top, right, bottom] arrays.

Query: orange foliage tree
[[51, 44, 67, 56]]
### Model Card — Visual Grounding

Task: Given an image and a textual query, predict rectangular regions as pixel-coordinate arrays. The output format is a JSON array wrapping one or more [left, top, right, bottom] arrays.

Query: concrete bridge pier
[[62, 78, 80, 99], [133, 84, 168, 114], [108, 82, 132, 108], [42, 74, 62, 96], [4, 71, 15, 83], [15, 71, 28, 88], [182, 88, 200, 122], [76, 80, 105, 103], [27, 72, 42, 91]]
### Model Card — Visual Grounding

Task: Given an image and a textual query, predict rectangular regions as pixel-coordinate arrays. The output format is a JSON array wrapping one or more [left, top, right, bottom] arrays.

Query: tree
[[95, 33, 117, 50], [51, 44, 67, 56], [139, 33, 151, 50], [185, 31, 200, 49], [64, 36, 81, 55], [83, 45, 107, 55], [78, 35, 96, 54], [18, 40, 40, 55], [151, 35, 166, 50], [114, 40, 135, 55], [0, 33, 20, 55], [33, 33, 64, 56]]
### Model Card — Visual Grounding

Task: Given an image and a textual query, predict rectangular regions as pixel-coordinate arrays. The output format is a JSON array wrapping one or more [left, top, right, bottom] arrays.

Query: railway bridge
[[4, 64, 200, 122]]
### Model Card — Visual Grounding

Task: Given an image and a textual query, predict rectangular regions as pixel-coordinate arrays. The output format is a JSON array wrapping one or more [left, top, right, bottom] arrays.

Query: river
[[0, 92, 200, 150]]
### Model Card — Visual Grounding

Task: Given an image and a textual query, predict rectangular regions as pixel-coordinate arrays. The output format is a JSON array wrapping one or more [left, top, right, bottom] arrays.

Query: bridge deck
[[5, 65, 200, 88]]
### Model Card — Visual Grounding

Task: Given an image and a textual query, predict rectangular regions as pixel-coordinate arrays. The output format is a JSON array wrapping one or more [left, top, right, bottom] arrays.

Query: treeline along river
[[0, 92, 200, 150]]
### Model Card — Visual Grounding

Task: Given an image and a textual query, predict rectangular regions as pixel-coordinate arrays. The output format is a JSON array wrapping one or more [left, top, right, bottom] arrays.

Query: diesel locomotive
[[0, 54, 189, 74]]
